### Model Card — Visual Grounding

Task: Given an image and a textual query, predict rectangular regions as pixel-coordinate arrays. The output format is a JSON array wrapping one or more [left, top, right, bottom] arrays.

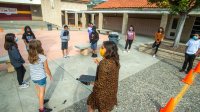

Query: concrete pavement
[[1, 30, 199, 112]]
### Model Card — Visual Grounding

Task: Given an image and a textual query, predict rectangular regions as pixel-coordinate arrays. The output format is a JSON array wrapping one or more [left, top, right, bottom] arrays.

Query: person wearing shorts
[[28, 40, 53, 112], [32, 77, 47, 87], [62, 41, 68, 51], [60, 25, 70, 58], [90, 26, 99, 58]]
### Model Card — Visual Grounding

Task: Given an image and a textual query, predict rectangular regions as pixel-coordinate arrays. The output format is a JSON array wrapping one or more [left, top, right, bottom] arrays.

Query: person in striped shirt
[[28, 39, 53, 112]]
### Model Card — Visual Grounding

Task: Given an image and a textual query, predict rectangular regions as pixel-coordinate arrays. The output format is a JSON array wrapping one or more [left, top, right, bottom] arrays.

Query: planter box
[[139, 42, 200, 63]]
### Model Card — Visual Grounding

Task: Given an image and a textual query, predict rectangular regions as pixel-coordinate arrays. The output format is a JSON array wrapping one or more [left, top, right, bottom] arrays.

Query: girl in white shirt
[[28, 40, 53, 112]]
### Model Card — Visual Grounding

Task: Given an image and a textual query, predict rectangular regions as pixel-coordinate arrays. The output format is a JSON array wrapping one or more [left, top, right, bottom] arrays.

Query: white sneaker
[[19, 84, 29, 89], [64, 55, 67, 58], [128, 50, 130, 53], [22, 81, 29, 85], [153, 55, 156, 58], [123, 50, 127, 53]]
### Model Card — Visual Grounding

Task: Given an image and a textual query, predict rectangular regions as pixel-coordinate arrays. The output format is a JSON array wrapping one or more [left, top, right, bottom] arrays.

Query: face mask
[[193, 36, 198, 40], [100, 48, 106, 57], [15, 37, 18, 42]]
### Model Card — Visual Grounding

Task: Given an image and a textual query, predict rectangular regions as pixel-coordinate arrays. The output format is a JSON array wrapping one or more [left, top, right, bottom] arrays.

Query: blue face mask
[[15, 37, 18, 42], [193, 36, 198, 40]]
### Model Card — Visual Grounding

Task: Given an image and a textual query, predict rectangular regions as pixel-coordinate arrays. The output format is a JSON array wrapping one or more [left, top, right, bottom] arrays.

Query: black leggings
[[182, 53, 196, 72], [15, 65, 26, 85], [125, 40, 133, 50], [152, 41, 161, 54]]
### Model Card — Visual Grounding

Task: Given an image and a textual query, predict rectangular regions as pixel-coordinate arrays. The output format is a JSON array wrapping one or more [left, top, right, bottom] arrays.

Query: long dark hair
[[4, 33, 18, 50], [24, 25, 34, 35], [103, 41, 120, 66], [158, 27, 164, 34]]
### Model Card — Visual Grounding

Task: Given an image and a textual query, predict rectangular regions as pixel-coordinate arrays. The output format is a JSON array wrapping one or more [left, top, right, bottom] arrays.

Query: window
[[170, 32, 175, 36], [172, 18, 178, 29]]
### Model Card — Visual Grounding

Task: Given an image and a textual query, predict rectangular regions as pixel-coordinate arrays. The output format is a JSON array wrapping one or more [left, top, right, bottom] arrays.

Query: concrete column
[[122, 13, 129, 35], [65, 12, 68, 25], [160, 14, 168, 31], [91, 14, 95, 24], [98, 13, 103, 30], [75, 13, 78, 28], [82, 13, 86, 28]]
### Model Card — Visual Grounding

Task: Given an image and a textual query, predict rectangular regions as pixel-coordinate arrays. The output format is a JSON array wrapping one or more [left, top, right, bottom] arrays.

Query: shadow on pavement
[[45, 63, 64, 103]]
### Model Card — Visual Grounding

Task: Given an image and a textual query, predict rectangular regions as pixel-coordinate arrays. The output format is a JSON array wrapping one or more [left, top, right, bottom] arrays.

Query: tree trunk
[[173, 13, 187, 47]]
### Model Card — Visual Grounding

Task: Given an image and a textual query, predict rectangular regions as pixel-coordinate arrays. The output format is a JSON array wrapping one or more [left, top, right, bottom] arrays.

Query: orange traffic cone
[[194, 62, 200, 73], [182, 69, 194, 85], [160, 98, 175, 112]]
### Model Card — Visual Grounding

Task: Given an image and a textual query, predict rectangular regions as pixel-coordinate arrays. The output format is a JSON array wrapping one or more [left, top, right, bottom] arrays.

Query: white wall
[[61, 2, 87, 11], [41, 0, 87, 27], [41, 0, 62, 26], [0, 0, 41, 4]]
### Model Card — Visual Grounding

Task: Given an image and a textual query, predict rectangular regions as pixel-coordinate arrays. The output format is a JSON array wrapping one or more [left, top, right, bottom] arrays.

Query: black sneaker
[[39, 107, 53, 112], [44, 99, 49, 104], [44, 107, 52, 112], [91, 53, 95, 57], [93, 54, 97, 58], [179, 69, 185, 72]]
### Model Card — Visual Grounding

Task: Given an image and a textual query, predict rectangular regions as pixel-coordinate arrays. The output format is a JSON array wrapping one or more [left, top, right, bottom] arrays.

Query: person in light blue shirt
[[60, 25, 70, 58], [180, 33, 200, 73], [88, 23, 93, 42]]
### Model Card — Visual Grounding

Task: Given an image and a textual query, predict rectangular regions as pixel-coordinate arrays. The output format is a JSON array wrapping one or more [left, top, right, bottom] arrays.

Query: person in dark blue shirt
[[4, 33, 29, 89]]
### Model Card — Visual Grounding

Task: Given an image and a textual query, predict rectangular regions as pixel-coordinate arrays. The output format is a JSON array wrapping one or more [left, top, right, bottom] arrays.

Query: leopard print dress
[[87, 59, 120, 112]]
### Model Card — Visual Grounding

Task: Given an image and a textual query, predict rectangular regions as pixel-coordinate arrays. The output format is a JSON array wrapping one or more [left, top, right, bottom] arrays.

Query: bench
[[97, 29, 111, 35], [0, 55, 15, 72], [75, 41, 103, 56]]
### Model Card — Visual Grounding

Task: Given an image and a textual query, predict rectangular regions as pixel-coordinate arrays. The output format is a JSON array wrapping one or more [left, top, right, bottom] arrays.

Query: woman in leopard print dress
[[87, 41, 120, 112]]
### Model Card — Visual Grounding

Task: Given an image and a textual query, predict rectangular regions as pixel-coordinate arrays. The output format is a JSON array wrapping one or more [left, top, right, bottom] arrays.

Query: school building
[[0, 0, 42, 21], [41, 0, 90, 28], [40, 0, 200, 42], [91, 0, 200, 42]]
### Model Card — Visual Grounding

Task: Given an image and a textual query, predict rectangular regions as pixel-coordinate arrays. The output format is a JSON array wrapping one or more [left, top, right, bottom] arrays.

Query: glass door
[[167, 17, 179, 39]]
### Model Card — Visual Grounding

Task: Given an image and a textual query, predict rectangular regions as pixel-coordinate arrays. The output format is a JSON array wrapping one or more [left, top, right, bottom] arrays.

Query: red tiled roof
[[82, 0, 90, 2], [94, 0, 157, 9]]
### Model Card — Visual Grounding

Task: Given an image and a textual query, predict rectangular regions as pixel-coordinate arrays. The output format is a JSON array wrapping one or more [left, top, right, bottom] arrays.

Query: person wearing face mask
[[180, 33, 200, 73], [87, 41, 120, 112], [152, 27, 165, 58], [124, 25, 136, 53], [4, 33, 29, 89], [22, 26, 36, 51]]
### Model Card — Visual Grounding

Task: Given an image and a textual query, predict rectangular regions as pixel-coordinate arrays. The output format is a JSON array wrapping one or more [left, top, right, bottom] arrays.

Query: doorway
[[167, 16, 179, 39]]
